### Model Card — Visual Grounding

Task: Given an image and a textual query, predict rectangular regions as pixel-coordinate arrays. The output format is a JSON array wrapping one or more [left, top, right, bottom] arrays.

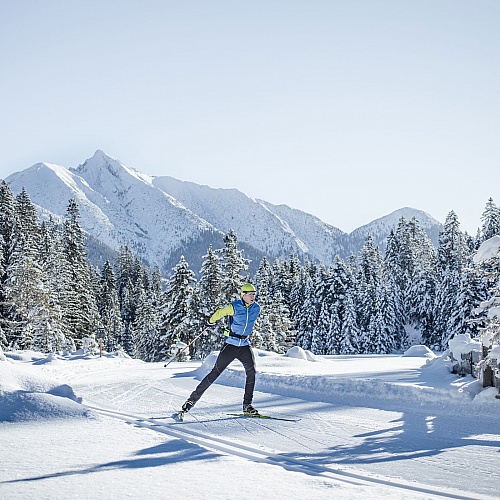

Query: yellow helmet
[[241, 283, 256, 294]]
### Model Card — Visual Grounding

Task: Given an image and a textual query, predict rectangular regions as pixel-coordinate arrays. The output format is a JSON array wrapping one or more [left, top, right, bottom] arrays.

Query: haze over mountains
[[5, 150, 443, 275]]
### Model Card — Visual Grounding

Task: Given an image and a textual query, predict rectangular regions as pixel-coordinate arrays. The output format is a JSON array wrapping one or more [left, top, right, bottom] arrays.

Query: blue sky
[[1, 0, 499, 234]]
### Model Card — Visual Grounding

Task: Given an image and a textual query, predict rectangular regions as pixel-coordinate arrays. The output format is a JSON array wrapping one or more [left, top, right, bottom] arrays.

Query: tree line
[[1, 180, 499, 361]]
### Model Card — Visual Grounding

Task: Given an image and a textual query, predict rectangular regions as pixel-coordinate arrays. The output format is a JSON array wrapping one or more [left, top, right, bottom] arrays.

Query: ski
[[148, 412, 186, 421], [227, 413, 300, 422]]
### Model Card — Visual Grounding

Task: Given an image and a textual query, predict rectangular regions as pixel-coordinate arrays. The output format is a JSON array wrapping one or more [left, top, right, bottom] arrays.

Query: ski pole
[[163, 328, 208, 368]]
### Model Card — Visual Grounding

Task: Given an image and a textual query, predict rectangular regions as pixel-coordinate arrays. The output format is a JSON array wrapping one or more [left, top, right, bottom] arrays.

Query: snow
[[473, 235, 500, 264], [402, 345, 436, 358], [448, 334, 482, 360], [1, 346, 499, 500]]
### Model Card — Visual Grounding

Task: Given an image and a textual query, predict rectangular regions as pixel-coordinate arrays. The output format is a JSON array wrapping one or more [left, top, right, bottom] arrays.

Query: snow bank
[[0, 352, 88, 423], [402, 345, 436, 358], [284, 346, 320, 361], [190, 348, 499, 407]]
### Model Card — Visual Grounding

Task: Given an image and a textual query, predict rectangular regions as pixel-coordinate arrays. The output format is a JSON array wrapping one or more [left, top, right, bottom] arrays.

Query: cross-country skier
[[180, 283, 261, 417]]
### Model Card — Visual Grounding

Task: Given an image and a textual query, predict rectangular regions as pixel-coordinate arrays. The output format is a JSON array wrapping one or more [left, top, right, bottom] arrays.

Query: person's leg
[[236, 345, 256, 406], [187, 343, 237, 404]]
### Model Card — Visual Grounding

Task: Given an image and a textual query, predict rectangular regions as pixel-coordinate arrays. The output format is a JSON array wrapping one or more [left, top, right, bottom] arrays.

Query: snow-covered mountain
[[345, 207, 443, 255], [5, 150, 443, 274]]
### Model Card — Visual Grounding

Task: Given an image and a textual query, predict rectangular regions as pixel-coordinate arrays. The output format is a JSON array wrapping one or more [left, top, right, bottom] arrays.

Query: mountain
[[5, 150, 443, 275], [344, 207, 443, 255]]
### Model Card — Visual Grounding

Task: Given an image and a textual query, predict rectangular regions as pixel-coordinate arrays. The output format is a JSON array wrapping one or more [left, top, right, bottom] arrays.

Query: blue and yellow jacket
[[209, 299, 260, 347]]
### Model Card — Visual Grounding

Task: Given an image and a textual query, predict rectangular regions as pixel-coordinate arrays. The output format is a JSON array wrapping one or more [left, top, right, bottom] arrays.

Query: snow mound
[[403, 345, 436, 358], [0, 356, 88, 422], [473, 235, 500, 263], [448, 334, 481, 361], [285, 346, 320, 362]]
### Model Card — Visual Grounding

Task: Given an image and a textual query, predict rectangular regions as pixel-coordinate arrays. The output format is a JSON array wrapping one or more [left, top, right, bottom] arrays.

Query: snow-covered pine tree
[[434, 211, 469, 349], [384, 217, 438, 348], [0, 185, 18, 344], [357, 235, 384, 353], [472, 236, 500, 385], [97, 260, 123, 353], [288, 258, 309, 331], [309, 263, 333, 354], [132, 267, 160, 361], [263, 290, 293, 353], [480, 198, 500, 243], [448, 260, 488, 339], [311, 297, 329, 354], [338, 288, 359, 354], [219, 229, 250, 303], [294, 270, 315, 350], [159, 256, 196, 360], [36, 219, 65, 352], [325, 300, 341, 354], [115, 246, 139, 355], [3, 189, 47, 349], [369, 285, 394, 354], [195, 244, 225, 358], [325, 256, 351, 354], [252, 256, 273, 349], [61, 199, 99, 347]]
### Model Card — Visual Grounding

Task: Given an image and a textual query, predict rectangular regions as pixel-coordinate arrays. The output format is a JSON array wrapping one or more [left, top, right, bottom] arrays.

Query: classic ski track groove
[[87, 405, 483, 500]]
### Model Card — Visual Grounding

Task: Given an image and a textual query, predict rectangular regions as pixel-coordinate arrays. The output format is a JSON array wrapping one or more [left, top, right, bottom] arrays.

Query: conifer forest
[[1, 180, 500, 362]]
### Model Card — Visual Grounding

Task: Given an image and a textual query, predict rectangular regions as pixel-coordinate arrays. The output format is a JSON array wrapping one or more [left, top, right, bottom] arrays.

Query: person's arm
[[209, 304, 234, 324]]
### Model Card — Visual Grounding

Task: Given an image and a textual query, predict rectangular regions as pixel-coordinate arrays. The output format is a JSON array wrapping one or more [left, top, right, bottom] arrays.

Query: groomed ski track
[[87, 405, 484, 500]]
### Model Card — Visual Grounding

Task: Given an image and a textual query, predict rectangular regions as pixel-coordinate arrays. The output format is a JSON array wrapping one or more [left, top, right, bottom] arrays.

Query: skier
[[180, 283, 261, 417]]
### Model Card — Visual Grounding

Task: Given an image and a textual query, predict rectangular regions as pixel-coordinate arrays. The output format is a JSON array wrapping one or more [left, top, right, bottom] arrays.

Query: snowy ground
[[1, 346, 500, 500]]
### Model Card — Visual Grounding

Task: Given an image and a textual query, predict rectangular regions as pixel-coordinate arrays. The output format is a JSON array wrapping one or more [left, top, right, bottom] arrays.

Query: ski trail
[[86, 405, 487, 500]]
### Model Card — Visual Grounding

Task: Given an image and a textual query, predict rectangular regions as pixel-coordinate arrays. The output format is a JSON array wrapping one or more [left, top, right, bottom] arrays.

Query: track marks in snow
[[87, 405, 484, 500]]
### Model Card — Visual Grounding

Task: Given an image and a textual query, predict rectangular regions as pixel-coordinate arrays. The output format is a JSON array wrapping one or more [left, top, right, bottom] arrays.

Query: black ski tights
[[188, 343, 256, 406]]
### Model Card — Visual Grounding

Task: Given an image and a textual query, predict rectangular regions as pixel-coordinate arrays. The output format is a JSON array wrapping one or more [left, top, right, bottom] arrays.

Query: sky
[[2, 343, 500, 499], [1, 0, 499, 235]]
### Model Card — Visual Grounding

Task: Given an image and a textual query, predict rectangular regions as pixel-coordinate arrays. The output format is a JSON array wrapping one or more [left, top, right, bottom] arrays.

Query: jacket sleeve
[[209, 304, 235, 324]]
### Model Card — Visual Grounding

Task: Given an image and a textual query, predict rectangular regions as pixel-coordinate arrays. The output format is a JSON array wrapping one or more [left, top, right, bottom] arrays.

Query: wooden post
[[99, 338, 103, 358], [482, 344, 493, 387]]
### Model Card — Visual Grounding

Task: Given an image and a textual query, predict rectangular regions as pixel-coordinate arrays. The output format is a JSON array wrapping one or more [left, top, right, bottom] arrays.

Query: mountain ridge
[[5, 150, 443, 274]]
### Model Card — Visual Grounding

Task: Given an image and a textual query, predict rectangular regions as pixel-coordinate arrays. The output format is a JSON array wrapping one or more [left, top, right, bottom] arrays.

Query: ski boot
[[178, 399, 195, 421], [242, 404, 259, 416]]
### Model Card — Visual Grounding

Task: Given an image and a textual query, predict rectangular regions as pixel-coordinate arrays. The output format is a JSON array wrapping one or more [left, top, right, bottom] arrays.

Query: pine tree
[[35, 219, 65, 352], [61, 199, 99, 347], [97, 260, 123, 352], [219, 229, 250, 302], [480, 198, 500, 242], [132, 268, 160, 361], [325, 301, 341, 354], [338, 289, 359, 354], [195, 245, 225, 358], [159, 256, 196, 360], [434, 211, 469, 349], [357, 235, 384, 352], [115, 246, 138, 354], [0, 183, 21, 344], [294, 272, 315, 350], [261, 290, 293, 353], [3, 189, 63, 351], [448, 260, 488, 339]]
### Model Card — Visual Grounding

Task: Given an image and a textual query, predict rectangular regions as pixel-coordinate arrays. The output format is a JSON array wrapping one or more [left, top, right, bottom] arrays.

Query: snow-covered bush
[[473, 236, 500, 385], [169, 341, 190, 362], [447, 334, 481, 376]]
